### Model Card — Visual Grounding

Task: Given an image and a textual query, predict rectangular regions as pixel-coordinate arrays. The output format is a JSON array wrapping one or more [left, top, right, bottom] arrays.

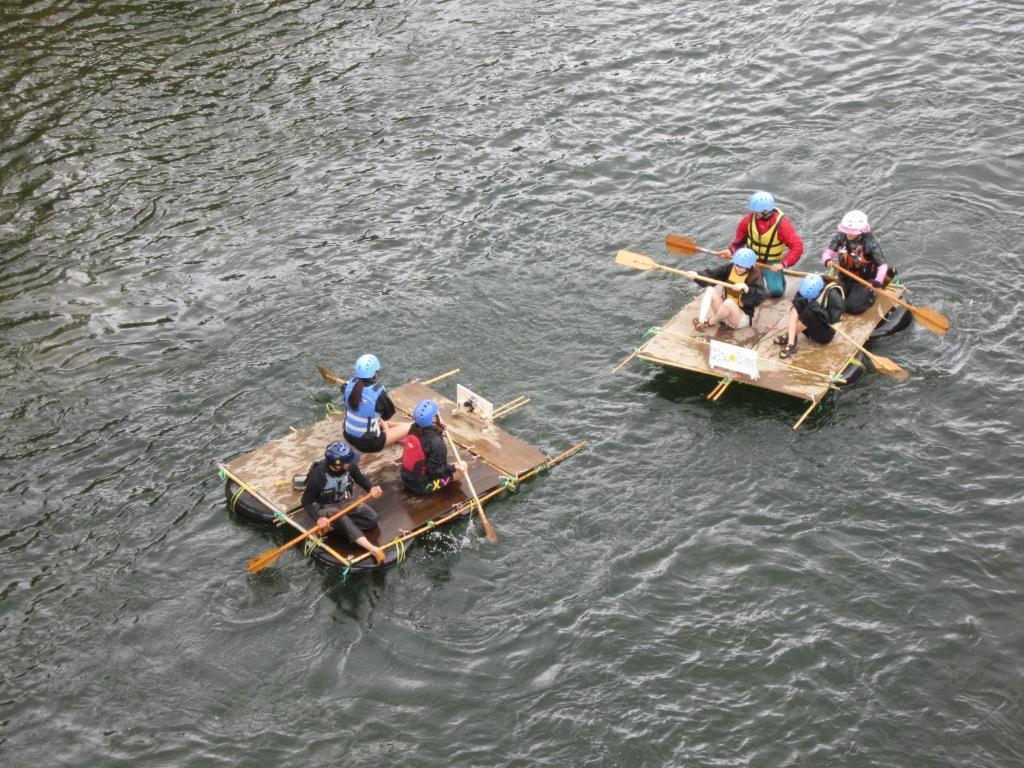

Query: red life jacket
[[401, 433, 427, 476]]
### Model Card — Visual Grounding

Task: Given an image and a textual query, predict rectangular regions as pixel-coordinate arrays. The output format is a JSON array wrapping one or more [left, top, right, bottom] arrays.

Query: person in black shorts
[[341, 353, 411, 454], [775, 273, 845, 359]]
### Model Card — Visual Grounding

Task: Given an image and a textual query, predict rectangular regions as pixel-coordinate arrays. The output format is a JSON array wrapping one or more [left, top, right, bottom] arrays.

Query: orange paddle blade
[[907, 304, 949, 335], [664, 233, 704, 255]]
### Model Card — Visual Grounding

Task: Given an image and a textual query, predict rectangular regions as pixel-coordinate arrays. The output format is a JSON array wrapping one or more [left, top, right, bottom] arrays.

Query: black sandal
[[779, 343, 798, 359], [773, 333, 788, 346]]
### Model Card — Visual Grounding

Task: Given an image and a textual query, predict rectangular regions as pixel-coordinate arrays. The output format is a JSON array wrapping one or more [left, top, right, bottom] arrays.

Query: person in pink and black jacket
[[821, 210, 895, 315]]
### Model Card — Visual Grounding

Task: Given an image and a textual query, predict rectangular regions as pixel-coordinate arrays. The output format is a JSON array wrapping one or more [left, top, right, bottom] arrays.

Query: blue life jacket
[[343, 380, 384, 437]]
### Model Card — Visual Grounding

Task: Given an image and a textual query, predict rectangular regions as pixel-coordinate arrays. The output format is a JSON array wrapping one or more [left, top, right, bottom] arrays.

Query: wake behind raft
[[219, 367, 586, 576], [612, 248, 916, 430]]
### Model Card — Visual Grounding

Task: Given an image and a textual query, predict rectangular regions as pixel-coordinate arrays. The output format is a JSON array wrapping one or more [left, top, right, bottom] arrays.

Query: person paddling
[[688, 248, 766, 331], [342, 353, 411, 453], [774, 273, 845, 359], [716, 190, 804, 298], [302, 441, 386, 564], [821, 210, 894, 315], [399, 399, 467, 495]]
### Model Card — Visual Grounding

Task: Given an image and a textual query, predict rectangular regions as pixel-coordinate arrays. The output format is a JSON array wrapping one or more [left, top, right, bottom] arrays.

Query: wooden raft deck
[[632, 275, 904, 402], [222, 380, 557, 569]]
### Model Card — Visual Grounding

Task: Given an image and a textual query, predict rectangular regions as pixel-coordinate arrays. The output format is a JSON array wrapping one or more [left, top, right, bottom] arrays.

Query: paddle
[[246, 492, 372, 573], [664, 233, 721, 257], [830, 326, 909, 382], [441, 419, 497, 544], [317, 365, 461, 388], [829, 263, 949, 335], [616, 250, 740, 291]]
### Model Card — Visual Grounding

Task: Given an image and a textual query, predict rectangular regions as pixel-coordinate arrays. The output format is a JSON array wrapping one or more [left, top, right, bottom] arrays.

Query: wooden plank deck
[[223, 380, 544, 563], [635, 275, 903, 401]]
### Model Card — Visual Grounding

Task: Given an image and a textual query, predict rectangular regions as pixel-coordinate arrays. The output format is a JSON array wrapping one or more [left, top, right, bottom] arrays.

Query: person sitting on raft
[[716, 190, 804, 298], [302, 441, 386, 564], [774, 273, 845, 359], [342, 353, 412, 454], [821, 209, 893, 315], [399, 399, 467, 495], [687, 248, 766, 331]]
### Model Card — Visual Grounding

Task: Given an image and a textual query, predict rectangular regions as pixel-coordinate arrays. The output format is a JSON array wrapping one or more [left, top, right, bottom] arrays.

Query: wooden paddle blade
[[478, 508, 498, 544], [908, 304, 950, 335], [317, 365, 346, 385], [615, 250, 656, 271], [870, 354, 910, 382], [246, 546, 283, 573], [664, 233, 702, 255]]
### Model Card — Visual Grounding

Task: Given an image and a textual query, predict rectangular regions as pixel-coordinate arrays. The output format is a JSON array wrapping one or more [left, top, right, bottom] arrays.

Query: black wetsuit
[[300, 459, 377, 542]]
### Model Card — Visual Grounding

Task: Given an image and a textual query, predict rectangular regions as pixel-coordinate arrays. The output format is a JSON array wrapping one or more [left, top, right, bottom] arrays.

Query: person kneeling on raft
[[775, 273, 845, 359], [342, 352, 412, 454], [687, 248, 766, 331], [399, 399, 468, 496], [821, 209, 894, 315], [302, 441, 386, 564]]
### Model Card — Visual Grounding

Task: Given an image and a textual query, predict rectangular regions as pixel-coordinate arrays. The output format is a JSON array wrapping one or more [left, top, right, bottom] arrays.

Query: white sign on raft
[[455, 383, 494, 421], [708, 340, 760, 380]]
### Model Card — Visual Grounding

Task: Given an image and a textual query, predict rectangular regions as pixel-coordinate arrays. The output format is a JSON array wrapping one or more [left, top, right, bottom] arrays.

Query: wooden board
[[389, 381, 547, 476], [636, 275, 903, 401], [223, 380, 552, 564]]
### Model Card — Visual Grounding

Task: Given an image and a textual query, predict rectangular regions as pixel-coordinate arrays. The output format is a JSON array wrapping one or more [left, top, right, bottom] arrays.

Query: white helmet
[[838, 210, 870, 235]]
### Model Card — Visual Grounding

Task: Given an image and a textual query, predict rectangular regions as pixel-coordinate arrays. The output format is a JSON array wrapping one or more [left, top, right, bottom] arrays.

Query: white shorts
[[724, 304, 751, 329]]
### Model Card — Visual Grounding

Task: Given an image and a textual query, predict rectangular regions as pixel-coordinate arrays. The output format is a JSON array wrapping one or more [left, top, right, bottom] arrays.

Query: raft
[[220, 372, 585, 576], [615, 273, 912, 429]]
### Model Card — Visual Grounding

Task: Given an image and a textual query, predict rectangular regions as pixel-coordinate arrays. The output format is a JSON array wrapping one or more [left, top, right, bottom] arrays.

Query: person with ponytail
[[342, 353, 411, 454]]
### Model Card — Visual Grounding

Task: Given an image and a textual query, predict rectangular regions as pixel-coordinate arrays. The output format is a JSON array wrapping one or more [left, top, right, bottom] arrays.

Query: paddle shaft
[[246, 493, 371, 572], [653, 261, 750, 292], [442, 422, 497, 543], [829, 263, 948, 335]]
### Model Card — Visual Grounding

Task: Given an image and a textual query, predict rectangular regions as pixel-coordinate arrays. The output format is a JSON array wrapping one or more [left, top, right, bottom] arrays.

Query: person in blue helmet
[[774, 273, 846, 359], [301, 441, 386, 564], [342, 353, 412, 454], [399, 399, 467, 495], [716, 190, 804, 298], [686, 248, 766, 331]]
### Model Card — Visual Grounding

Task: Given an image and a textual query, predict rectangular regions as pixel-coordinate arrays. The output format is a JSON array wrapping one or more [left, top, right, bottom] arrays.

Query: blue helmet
[[748, 190, 775, 213], [325, 441, 356, 467], [354, 353, 380, 379], [732, 248, 757, 269], [799, 274, 825, 300], [413, 399, 439, 427]]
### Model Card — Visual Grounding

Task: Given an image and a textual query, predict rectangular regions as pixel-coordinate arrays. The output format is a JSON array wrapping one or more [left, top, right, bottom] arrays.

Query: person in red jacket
[[716, 190, 803, 298]]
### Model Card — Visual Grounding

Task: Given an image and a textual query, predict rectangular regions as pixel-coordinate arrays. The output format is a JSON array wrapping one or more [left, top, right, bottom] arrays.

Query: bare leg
[[698, 286, 719, 323], [787, 307, 800, 344], [354, 535, 385, 564], [383, 421, 412, 446], [716, 299, 745, 328]]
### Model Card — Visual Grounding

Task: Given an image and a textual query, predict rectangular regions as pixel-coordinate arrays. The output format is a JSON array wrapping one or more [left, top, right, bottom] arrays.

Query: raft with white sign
[[613, 249, 915, 429]]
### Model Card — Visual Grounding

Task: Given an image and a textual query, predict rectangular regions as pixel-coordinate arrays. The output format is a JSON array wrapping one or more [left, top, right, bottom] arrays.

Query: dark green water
[[2, 1, 1023, 765]]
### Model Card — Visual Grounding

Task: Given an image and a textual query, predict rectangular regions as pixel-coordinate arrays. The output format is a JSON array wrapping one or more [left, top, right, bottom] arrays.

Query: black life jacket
[[317, 460, 353, 503]]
